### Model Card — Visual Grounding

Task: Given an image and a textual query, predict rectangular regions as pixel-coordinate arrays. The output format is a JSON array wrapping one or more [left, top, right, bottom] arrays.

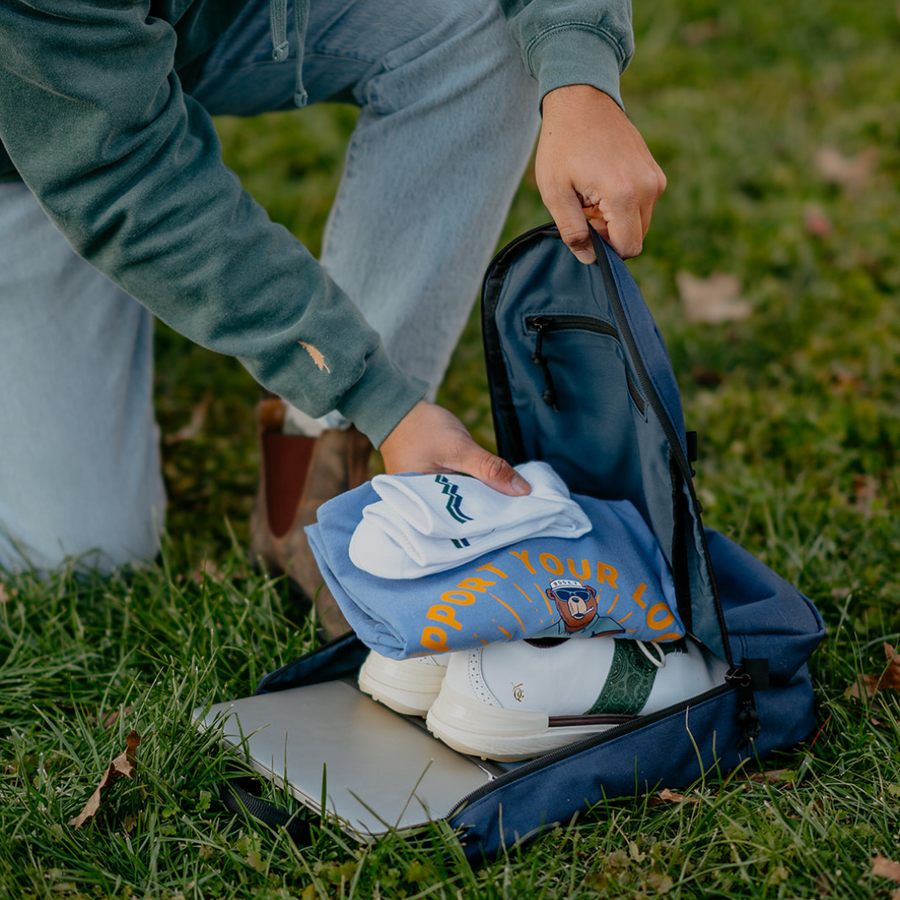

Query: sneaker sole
[[426, 685, 619, 762], [358, 653, 447, 717]]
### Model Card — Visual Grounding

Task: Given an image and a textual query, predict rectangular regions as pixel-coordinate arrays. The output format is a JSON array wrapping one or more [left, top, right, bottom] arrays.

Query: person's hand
[[379, 400, 531, 496], [535, 84, 666, 262]]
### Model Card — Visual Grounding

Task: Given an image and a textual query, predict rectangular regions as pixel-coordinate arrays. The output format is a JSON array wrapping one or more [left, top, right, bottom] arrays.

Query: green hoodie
[[0, 0, 633, 447]]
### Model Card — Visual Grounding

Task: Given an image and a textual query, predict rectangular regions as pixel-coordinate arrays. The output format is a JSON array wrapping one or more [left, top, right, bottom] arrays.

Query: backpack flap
[[481, 225, 726, 661]]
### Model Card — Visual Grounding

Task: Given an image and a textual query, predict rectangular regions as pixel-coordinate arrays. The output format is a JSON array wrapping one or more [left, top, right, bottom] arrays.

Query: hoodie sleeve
[[0, 0, 427, 447], [499, 0, 634, 109]]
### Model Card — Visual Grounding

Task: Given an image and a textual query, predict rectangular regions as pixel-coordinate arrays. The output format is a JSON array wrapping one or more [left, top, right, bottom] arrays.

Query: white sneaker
[[426, 637, 728, 761], [358, 650, 450, 716]]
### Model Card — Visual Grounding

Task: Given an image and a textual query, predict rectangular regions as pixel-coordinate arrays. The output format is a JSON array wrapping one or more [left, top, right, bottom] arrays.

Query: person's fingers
[[378, 400, 532, 496], [600, 196, 646, 260], [630, 159, 667, 240], [543, 187, 596, 265], [448, 444, 531, 497], [596, 161, 666, 259], [542, 164, 663, 261], [588, 215, 610, 244], [536, 86, 667, 262]]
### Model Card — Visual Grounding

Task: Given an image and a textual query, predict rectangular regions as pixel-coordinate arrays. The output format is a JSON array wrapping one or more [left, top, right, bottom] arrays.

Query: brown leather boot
[[250, 397, 372, 639]]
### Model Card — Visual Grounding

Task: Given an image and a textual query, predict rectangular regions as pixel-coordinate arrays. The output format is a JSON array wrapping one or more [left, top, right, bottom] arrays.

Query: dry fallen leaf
[[814, 146, 876, 195], [651, 788, 699, 805], [815, 871, 836, 898], [676, 272, 752, 324], [680, 18, 720, 45], [872, 855, 900, 884], [803, 204, 833, 237], [646, 872, 674, 893], [192, 558, 224, 584], [101, 706, 135, 730], [691, 365, 724, 387], [735, 768, 794, 786], [851, 474, 878, 518], [68, 731, 141, 828], [830, 368, 865, 395], [849, 643, 900, 700], [164, 393, 211, 444]]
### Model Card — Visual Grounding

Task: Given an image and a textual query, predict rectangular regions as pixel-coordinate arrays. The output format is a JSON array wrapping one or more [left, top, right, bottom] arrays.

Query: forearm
[[0, 0, 426, 446]]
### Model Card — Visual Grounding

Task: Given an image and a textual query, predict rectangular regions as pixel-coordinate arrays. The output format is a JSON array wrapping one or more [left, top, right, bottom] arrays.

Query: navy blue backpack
[[245, 225, 825, 861]]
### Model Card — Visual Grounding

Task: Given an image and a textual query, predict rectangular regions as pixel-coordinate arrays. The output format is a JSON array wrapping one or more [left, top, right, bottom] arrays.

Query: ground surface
[[2, 0, 900, 897]]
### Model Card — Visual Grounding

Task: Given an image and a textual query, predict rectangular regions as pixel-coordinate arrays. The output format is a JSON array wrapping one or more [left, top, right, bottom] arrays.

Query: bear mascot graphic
[[545, 578, 624, 636]]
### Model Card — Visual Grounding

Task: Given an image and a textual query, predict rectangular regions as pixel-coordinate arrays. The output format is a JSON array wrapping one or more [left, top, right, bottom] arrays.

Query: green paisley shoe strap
[[586, 639, 663, 716]]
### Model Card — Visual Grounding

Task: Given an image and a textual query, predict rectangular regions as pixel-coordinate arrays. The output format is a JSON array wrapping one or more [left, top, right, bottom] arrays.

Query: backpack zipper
[[526, 315, 646, 415], [590, 236, 732, 667], [526, 316, 560, 411], [445, 679, 736, 819]]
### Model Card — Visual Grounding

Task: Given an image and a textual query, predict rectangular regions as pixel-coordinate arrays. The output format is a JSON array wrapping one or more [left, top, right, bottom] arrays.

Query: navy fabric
[[707, 529, 825, 680], [449, 671, 817, 861], [487, 233, 647, 504], [597, 233, 687, 457], [254, 632, 367, 695]]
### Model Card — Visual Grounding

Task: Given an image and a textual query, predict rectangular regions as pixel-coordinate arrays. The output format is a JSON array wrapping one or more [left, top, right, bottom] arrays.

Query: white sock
[[349, 461, 591, 578], [282, 404, 350, 437]]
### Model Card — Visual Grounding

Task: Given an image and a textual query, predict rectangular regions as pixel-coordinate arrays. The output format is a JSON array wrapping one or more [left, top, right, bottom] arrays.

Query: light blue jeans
[[0, 0, 539, 573]]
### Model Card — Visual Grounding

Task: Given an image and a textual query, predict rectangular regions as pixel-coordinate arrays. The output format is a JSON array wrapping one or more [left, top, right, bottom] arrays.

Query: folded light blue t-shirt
[[306, 481, 685, 660]]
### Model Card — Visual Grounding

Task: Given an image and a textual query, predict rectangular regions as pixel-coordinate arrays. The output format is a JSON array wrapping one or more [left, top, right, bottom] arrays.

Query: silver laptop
[[192, 680, 501, 839]]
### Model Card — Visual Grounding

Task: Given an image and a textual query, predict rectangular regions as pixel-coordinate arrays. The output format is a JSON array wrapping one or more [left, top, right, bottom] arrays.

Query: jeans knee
[[0, 500, 164, 577]]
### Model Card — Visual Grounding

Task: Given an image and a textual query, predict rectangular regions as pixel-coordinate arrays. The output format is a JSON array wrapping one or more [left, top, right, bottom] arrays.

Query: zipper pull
[[529, 317, 559, 411], [725, 664, 764, 748]]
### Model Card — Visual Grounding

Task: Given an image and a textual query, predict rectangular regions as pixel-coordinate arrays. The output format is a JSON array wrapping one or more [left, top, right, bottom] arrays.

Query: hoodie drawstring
[[269, 0, 309, 107]]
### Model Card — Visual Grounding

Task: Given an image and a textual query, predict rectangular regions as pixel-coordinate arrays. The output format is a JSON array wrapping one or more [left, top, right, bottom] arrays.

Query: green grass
[[3, 0, 900, 896]]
